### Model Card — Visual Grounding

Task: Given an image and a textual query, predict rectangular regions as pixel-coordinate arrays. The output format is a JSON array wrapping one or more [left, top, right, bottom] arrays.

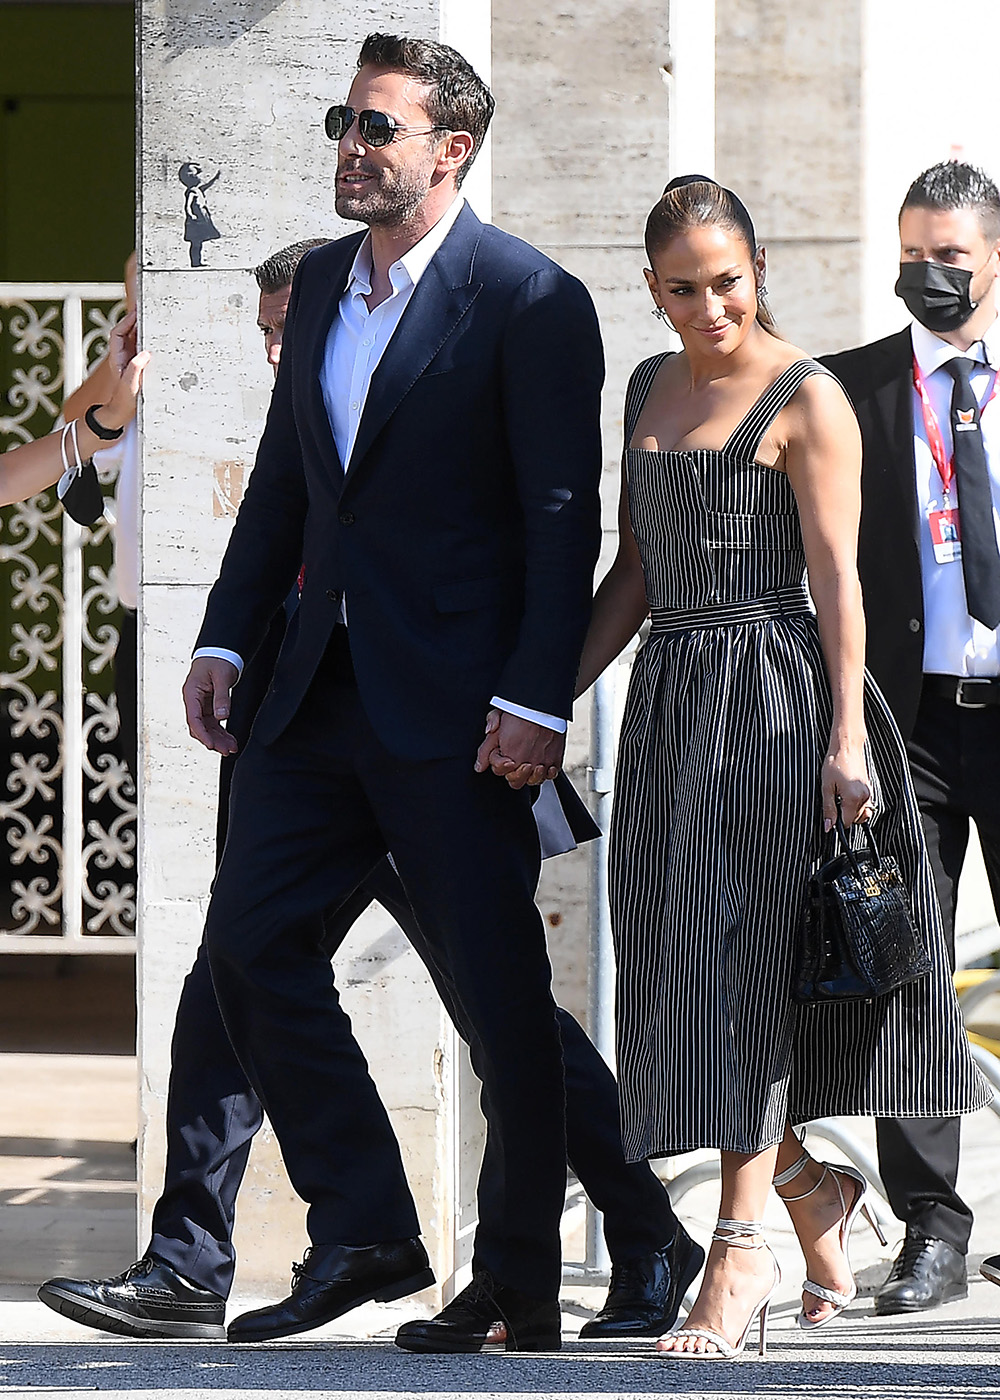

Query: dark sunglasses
[[324, 105, 452, 148]]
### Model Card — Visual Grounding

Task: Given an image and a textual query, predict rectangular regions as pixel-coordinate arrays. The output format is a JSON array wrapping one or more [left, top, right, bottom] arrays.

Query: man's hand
[[474, 708, 565, 790], [183, 656, 240, 755]]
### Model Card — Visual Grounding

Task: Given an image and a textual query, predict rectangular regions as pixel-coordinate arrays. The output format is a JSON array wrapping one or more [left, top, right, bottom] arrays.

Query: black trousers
[[875, 686, 1000, 1253], [149, 857, 676, 1296], [201, 632, 672, 1297]]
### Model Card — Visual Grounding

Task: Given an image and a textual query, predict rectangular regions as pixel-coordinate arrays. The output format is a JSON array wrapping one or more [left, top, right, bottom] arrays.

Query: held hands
[[475, 708, 565, 790], [822, 740, 872, 831], [182, 656, 240, 755], [101, 309, 151, 431]]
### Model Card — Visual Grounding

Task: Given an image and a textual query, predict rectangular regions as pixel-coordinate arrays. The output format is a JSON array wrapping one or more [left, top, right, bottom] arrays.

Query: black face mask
[[895, 260, 979, 334]]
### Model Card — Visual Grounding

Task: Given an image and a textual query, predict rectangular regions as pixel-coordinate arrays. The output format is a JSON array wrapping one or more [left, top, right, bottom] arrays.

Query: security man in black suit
[[823, 160, 1000, 1315]]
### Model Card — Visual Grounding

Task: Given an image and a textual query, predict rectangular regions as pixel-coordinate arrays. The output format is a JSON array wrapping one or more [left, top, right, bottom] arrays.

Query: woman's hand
[[822, 739, 872, 830], [97, 309, 150, 431]]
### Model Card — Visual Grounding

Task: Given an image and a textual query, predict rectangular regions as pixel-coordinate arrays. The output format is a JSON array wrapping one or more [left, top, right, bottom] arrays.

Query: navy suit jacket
[[196, 205, 605, 760], [821, 330, 924, 738]]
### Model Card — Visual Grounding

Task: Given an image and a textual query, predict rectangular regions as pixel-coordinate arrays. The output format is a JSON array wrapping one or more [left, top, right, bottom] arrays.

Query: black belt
[[923, 674, 1000, 709]]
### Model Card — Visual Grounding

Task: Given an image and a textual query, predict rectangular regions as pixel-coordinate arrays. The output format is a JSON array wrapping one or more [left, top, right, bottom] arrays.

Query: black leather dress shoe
[[578, 1225, 706, 1338], [37, 1256, 226, 1339], [395, 1270, 561, 1353], [227, 1239, 433, 1342], [981, 1254, 1000, 1287], [873, 1231, 967, 1315]]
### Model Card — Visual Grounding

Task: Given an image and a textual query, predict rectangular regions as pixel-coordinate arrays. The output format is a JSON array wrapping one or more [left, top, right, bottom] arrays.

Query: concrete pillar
[[137, 0, 488, 1300]]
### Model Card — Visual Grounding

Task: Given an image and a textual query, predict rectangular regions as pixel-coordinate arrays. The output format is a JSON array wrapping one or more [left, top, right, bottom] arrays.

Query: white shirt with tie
[[195, 197, 566, 734], [911, 315, 1000, 678]]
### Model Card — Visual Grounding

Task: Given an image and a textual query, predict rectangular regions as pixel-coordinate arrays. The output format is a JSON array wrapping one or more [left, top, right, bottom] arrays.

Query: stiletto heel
[[657, 1219, 779, 1361], [862, 1202, 888, 1248], [774, 1148, 880, 1330], [757, 1299, 770, 1358]]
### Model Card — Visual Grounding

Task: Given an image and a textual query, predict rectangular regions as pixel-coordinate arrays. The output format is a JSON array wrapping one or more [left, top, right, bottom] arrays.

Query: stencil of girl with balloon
[[178, 162, 222, 267]]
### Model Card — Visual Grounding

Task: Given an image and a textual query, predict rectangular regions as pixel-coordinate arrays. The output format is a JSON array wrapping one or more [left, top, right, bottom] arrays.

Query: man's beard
[[335, 161, 431, 228]]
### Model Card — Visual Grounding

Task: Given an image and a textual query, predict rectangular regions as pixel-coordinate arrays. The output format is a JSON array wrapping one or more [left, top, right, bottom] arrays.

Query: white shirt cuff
[[193, 646, 244, 680], [491, 696, 567, 734]]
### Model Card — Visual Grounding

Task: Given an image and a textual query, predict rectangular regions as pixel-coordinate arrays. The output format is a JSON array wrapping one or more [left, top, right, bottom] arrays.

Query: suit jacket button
[[909, 618, 921, 632], [326, 589, 340, 603], [339, 511, 356, 526]]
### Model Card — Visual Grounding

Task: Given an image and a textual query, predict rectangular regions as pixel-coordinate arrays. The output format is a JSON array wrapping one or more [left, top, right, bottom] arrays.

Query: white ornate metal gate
[[0, 283, 135, 952]]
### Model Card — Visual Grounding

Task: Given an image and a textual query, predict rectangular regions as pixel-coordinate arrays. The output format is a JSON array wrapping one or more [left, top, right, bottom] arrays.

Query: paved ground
[[0, 1293, 998, 1400]]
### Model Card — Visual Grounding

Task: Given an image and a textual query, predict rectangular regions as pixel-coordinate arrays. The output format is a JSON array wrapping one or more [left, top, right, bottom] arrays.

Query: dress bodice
[[623, 355, 830, 612]]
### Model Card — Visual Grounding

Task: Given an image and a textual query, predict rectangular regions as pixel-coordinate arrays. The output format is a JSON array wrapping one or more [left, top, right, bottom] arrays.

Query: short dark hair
[[357, 32, 494, 188], [899, 161, 1000, 243], [253, 239, 330, 294]]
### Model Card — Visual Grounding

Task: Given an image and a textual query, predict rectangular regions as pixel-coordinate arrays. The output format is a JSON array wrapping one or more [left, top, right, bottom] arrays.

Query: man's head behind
[[254, 238, 330, 374], [897, 161, 1000, 337]]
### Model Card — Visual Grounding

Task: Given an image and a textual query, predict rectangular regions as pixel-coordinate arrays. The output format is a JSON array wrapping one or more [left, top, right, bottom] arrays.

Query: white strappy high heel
[[773, 1149, 888, 1330], [657, 1218, 780, 1361]]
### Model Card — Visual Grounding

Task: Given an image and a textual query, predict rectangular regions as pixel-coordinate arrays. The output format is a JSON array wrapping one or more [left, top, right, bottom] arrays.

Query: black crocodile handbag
[[792, 799, 931, 1004]]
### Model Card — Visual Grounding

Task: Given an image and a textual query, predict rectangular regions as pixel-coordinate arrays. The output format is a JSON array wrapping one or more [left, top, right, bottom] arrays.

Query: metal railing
[[0, 282, 134, 953]]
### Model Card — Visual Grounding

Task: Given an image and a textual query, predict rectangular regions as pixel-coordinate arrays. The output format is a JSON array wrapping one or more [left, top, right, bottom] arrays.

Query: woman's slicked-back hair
[[644, 175, 777, 332], [358, 32, 495, 187], [899, 161, 1000, 243]]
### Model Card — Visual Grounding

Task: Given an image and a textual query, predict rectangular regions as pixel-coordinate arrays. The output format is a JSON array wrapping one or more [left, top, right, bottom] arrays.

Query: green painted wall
[[0, 4, 134, 280]]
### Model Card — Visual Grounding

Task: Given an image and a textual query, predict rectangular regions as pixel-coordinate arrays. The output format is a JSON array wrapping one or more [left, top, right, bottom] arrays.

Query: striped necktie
[[942, 356, 1000, 629]]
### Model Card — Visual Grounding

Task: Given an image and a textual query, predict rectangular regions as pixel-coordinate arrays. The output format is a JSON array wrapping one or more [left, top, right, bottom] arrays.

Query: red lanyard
[[912, 355, 999, 498]]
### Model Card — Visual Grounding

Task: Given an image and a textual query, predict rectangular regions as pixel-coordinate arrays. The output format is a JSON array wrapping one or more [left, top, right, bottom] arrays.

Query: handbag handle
[[832, 793, 881, 877]]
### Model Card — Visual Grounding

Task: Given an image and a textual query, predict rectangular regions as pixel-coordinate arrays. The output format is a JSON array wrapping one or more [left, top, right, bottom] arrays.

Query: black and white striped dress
[[610, 354, 988, 1160]]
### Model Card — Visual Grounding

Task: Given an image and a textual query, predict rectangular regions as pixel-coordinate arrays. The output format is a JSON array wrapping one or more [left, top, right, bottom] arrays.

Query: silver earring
[[651, 307, 669, 322], [758, 283, 768, 298]]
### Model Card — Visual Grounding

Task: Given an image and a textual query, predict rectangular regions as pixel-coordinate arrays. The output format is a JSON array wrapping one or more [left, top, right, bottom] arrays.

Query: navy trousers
[[159, 633, 676, 1297]]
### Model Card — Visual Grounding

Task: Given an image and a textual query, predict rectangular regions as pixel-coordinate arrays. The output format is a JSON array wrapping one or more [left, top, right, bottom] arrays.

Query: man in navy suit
[[167, 35, 635, 1354]]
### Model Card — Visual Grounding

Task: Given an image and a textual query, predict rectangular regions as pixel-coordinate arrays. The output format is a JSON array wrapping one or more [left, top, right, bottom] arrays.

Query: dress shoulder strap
[[724, 359, 836, 461], [623, 352, 674, 451]]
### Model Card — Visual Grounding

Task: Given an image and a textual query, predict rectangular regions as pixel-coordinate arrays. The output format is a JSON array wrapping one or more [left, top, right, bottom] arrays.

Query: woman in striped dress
[[575, 177, 987, 1360]]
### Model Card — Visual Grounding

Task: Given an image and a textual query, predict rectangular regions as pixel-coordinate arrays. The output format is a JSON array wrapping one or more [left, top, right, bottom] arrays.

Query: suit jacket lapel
[[872, 327, 920, 538], [343, 205, 483, 485], [301, 232, 365, 484]]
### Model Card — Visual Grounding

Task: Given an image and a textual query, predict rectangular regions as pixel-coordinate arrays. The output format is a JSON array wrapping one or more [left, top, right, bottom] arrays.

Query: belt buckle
[[955, 678, 992, 709]]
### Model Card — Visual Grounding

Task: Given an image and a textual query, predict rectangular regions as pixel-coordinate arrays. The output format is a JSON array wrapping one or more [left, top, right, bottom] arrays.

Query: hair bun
[[663, 173, 716, 194]]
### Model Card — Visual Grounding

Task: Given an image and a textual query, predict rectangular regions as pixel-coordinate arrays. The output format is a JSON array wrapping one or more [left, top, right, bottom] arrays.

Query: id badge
[[929, 506, 962, 563]]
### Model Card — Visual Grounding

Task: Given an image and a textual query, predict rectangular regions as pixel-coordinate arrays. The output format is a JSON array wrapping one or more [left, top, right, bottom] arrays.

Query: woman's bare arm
[[784, 372, 871, 828], [575, 475, 649, 698], [0, 311, 149, 508]]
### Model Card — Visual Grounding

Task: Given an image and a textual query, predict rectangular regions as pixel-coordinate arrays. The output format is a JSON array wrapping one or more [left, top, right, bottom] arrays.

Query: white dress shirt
[[196, 198, 565, 734], [911, 316, 1000, 677]]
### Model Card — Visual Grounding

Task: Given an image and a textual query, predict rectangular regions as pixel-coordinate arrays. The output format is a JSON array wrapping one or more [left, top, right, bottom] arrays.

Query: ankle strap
[[773, 1149, 832, 1203], [772, 1148, 810, 1189], [712, 1217, 766, 1248]]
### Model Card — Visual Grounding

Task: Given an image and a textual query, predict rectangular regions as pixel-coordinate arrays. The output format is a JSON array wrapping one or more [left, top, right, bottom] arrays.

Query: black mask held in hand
[[57, 458, 105, 525], [895, 260, 979, 334]]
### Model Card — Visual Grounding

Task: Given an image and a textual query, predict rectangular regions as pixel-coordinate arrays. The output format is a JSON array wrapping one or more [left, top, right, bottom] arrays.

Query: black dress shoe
[[37, 1256, 226, 1339], [578, 1225, 706, 1338], [395, 1270, 561, 1353], [873, 1231, 967, 1315], [981, 1254, 1000, 1287], [227, 1239, 433, 1343]]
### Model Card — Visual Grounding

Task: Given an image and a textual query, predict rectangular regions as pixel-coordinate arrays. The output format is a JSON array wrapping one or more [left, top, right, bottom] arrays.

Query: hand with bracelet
[[0, 308, 149, 508]]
